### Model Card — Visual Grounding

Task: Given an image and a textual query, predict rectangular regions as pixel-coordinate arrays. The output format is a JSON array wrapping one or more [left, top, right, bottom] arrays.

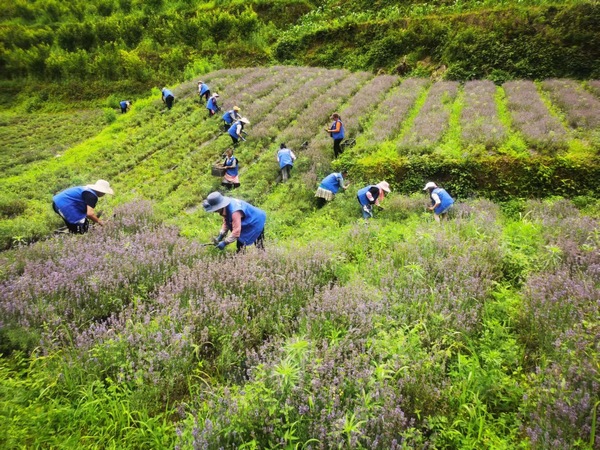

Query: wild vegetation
[[1, 0, 599, 104], [0, 64, 599, 448]]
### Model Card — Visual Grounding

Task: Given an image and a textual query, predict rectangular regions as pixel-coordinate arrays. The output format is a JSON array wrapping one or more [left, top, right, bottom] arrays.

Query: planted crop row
[[460, 80, 506, 149], [541, 78, 600, 129]]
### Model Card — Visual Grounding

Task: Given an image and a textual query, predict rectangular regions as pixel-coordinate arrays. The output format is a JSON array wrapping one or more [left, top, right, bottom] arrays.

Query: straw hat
[[423, 182, 437, 190], [377, 181, 391, 193], [203, 192, 231, 212], [233, 106, 240, 111], [240, 117, 250, 124], [86, 180, 114, 195]]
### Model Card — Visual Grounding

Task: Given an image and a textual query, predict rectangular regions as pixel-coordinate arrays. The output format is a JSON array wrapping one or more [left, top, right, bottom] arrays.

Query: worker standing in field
[[276, 143, 297, 182], [198, 81, 211, 102], [161, 87, 175, 110], [119, 100, 131, 113], [315, 170, 350, 207], [228, 117, 250, 145], [220, 148, 240, 190], [423, 182, 454, 223], [52, 180, 114, 234], [206, 93, 220, 116], [222, 106, 242, 130], [357, 181, 391, 219], [203, 191, 266, 252], [324, 112, 345, 158]]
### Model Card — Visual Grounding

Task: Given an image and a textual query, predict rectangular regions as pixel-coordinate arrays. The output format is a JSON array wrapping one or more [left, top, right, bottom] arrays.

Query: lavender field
[[1, 68, 600, 448]]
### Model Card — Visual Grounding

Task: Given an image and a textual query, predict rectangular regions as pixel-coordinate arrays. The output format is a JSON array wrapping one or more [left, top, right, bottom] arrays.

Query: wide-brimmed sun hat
[[423, 182, 437, 190], [240, 117, 250, 124], [233, 106, 240, 111], [377, 181, 391, 193], [86, 179, 114, 195], [203, 192, 231, 213]]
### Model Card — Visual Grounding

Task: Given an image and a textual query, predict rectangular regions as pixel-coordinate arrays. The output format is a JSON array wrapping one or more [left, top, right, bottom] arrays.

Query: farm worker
[[324, 112, 345, 159], [52, 180, 114, 234], [206, 93, 220, 116], [228, 117, 250, 145], [161, 87, 174, 110], [198, 81, 211, 101], [276, 143, 297, 182], [220, 148, 240, 190], [119, 100, 131, 113], [315, 170, 350, 208], [222, 106, 242, 128], [423, 182, 454, 223], [357, 181, 391, 219], [203, 191, 266, 252]]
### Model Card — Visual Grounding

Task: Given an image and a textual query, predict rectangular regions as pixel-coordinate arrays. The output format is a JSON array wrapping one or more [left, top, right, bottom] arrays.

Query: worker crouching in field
[[222, 106, 242, 130], [120, 100, 131, 113], [276, 143, 296, 182], [228, 117, 250, 145], [315, 170, 350, 208], [220, 148, 240, 190], [198, 81, 211, 102], [424, 182, 454, 223], [203, 192, 266, 252], [161, 87, 175, 110], [52, 180, 114, 234], [206, 93, 220, 116], [357, 181, 391, 219]]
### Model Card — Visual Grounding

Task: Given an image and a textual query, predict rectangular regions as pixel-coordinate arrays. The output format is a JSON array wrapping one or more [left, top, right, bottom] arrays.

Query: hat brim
[[203, 196, 231, 213], [86, 184, 114, 195]]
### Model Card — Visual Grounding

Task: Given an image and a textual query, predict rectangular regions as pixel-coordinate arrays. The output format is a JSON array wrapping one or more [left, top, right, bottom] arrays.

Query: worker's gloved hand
[[216, 241, 227, 250], [213, 233, 224, 244], [363, 205, 373, 218]]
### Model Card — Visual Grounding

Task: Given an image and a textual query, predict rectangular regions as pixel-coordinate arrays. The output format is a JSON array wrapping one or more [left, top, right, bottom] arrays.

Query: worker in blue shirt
[[52, 180, 114, 233], [276, 143, 297, 182], [206, 93, 220, 116], [423, 182, 455, 223], [198, 81, 211, 102], [161, 87, 174, 110], [324, 112, 345, 158], [315, 170, 350, 207], [119, 100, 131, 113], [222, 106, 242, 130], [228, 117, 250, 145], [357, 181, 391, 219], [203, 191, 266, 252]]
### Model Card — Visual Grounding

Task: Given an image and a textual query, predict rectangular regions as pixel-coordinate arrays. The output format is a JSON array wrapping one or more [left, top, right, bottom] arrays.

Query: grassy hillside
[[1, 67, 599, 249], [1, 0, 599, 104]]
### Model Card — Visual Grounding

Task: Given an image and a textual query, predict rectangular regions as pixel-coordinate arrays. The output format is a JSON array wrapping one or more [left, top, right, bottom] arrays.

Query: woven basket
[[211, 165, 226, 177]]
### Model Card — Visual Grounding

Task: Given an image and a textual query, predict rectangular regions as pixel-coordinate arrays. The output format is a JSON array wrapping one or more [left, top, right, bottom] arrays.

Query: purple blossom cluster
[[519, 200, 600, 448], [0, 200, 202, 345], [460, 80, 506, 149], [369, 78, 429, 143], [305, 74, 398, 165], [502, 80, 568, 151], [400, 81, 459, 153], [70, 245, 339, 389], [541, 78, 600, 129], [250, 68, 341, 141], [281, 71, 372, 161]]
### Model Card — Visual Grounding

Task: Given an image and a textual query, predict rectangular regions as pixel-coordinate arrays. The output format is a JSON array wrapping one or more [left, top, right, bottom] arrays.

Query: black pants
[[236, 229, 265, 252], [165, 95, 174, 109], [53, 202, 89, 234], [222, 181, 240, 190], [280, 165, 292, 182], [333, 138, 343, 158]]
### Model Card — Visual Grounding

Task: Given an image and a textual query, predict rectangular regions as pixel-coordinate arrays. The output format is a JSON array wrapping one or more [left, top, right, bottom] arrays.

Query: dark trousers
[[333, 138, 343, 158], [165, 95, 174, 109], [201, 90, 211, 102], [222, 181, 240, 190], [280, 165, 292, 182], [236, 229, 265, 252], [52, 202, 89, 234]]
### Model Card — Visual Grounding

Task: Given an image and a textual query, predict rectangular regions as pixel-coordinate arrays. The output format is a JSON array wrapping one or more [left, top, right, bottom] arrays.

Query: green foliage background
[[1, 0, 599, 103]]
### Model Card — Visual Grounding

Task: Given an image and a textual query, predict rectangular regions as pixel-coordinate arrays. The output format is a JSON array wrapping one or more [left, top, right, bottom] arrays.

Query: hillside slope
[[0, 67, 599, 249]]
